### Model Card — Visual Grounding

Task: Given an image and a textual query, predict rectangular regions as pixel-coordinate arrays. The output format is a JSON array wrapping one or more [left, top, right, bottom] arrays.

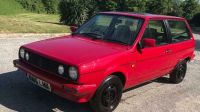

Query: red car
[[14, 12, 195, 112]]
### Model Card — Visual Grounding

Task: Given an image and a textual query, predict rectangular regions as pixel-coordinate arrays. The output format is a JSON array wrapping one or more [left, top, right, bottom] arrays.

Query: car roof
[[100, 11, 185, 20]]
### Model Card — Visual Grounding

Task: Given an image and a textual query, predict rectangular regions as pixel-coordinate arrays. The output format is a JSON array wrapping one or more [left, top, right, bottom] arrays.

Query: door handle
[[165, 49, 172, 53]]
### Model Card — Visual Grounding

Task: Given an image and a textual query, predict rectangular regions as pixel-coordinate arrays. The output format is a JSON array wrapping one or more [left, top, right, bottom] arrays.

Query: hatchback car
[[14, 12, 195, 112]]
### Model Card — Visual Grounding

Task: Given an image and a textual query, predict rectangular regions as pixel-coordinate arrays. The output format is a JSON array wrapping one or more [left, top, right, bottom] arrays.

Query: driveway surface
[[0, 33, 200, 112]]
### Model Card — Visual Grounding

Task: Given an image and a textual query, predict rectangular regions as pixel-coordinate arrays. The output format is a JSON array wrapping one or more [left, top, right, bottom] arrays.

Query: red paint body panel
[[14, 12, 195, 103], [13, 60, 96, 103], [24, 35, 127, 66]]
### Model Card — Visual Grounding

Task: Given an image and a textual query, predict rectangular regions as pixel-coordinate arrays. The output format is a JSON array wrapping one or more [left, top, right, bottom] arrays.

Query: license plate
[[27, 74, 51, 92]]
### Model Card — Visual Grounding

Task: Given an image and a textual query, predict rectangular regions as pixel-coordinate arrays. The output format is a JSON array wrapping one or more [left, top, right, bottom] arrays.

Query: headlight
[[25, 52, 30, 61], [58, 65, 65, 75], [19, 48, 25, 59], [68, 66, 78, 80]]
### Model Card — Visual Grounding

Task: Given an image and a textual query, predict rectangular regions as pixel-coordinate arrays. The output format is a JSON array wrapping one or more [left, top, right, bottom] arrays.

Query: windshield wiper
[[104, 38, 128, 45], [79, 32, 103, 39]]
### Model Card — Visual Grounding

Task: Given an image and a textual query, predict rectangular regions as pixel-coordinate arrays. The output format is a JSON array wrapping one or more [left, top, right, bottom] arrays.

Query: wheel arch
[[110, 72, 126, 87], [99, 64, 130, 90], [185, 57, 191, 62]]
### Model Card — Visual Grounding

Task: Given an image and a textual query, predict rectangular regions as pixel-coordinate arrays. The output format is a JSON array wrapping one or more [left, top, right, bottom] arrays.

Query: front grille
[[24, 51, 68, 77]]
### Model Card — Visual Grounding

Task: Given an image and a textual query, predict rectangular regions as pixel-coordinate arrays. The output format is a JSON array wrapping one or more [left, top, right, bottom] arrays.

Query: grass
[[0, 13, 70, 33], [0, 0, 25, 15], [0, 0, 70, 33]]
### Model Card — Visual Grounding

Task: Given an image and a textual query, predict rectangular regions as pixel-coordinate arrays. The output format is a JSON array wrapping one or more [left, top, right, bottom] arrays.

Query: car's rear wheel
[[90, 75, 123, 112], [170, 60, 187, 84]]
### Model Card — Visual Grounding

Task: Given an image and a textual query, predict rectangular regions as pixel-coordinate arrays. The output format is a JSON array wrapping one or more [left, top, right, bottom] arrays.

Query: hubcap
[[102, 85, 118, 109], [177, 64, 186, 80]]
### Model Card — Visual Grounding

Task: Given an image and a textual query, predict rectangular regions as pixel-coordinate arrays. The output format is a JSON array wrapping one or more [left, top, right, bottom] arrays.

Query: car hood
[[23, 35, 128, 66]]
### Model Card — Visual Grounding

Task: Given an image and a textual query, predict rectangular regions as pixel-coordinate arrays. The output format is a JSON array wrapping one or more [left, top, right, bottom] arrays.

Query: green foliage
[[59, 0, 97, 26], [0, 0, 25, 15], [146, 0, 173, 15], [87, 0, 98, 18], [2, 0, 199, 28], [181, 0, 199, 20], [97, 0, 118, 11], [109, 0, 147, 12], [58, 0, 188, 26], [15, 0, 59, 14], [124, 0, 147, 12], [42, 0, 59, 14], [16, 0, 44, 13], [144, 0, 186, 17], [167, 1, 183, 17]]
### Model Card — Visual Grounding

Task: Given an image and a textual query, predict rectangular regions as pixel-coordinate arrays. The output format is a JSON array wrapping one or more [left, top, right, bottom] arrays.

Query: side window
[[142, 20, 168, 46], [168, 20, 191, 43]]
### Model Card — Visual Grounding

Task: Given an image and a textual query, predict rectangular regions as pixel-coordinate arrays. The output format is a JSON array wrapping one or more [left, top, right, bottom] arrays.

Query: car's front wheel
[[170, 60, 187, 84], [90, 75, 123, 112]]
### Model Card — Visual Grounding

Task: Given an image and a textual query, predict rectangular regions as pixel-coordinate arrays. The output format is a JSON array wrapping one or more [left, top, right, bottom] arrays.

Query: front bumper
[[13, 59, 96, 103]]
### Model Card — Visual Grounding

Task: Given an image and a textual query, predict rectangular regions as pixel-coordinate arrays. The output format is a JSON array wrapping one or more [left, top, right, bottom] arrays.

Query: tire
[[90, 75, 123, 112], [170, 60, 187, 84]]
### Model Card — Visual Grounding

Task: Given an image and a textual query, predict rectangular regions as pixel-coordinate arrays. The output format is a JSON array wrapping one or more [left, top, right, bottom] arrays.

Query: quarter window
[[168, 20, 191, 43]]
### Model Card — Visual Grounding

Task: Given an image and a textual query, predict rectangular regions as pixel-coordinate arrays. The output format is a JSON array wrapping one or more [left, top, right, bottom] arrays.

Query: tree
[[126, 0, 147, 12], [59, 0, 97, 25], [146, 0, 173, 15], [97, 0, 118, 11], [117, 0, 128, 11], [181, 0, 199, 20], [167, 0, 183, 16], [116, 0, 147, 12]]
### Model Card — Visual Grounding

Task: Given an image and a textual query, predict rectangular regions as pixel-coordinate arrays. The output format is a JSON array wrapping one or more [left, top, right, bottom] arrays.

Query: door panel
[[131, 20, 172, 85], [133, 45, 172, 83]]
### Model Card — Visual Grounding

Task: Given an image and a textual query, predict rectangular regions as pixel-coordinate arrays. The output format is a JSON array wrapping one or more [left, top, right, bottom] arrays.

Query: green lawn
[[0, 0, 25, 15], [0, 13, 70, 33], [0, 0, 70, 33]]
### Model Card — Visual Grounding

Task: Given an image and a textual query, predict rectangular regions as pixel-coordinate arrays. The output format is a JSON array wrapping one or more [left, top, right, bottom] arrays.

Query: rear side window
[[168, 20, 191, 43]]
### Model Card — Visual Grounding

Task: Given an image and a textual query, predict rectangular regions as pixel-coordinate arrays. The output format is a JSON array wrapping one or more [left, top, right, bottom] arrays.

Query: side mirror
[[70, 26, 78, 33], [142, 38, 156, 48]]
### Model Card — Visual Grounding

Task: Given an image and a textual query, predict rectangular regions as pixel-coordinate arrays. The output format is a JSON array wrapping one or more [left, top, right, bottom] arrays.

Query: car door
[[132, 19, 173, 84]]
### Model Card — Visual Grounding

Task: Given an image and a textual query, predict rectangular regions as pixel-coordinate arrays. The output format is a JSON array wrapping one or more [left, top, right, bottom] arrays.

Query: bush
[[15, 0, 59, 14], [125, 0, 146, 12], [58, 0, 97, 26], [181, 0, 199, 20], [97, 0, 118, 11], [192, 13, 200, 27], [42, 0, 59, 14], [16, 0, 44, 13]]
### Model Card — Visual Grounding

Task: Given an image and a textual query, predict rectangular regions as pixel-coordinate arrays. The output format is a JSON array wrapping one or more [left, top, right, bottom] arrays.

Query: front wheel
[[90, 75, 123, 112], [170, 60, 187, 84]]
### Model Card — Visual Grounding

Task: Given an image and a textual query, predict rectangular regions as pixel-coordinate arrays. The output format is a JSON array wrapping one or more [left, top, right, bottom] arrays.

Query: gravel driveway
[[0, 33, 200, 112]]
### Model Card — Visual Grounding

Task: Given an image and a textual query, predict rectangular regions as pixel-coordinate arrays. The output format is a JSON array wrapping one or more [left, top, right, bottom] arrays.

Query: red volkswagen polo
[[14, 12, 195, 112]]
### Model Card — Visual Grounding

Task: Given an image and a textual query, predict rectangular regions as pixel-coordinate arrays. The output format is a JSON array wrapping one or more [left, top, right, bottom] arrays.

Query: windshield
[[75, 14, 144, 45]]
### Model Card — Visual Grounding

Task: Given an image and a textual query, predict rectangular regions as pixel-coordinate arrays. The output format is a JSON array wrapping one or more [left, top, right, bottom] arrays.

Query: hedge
[[15, 0, 59, 14]]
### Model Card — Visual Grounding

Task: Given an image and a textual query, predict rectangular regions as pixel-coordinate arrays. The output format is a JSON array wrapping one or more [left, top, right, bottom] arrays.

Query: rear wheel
[[170, 60, 187, 84], [90, 75, 123, 112]]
